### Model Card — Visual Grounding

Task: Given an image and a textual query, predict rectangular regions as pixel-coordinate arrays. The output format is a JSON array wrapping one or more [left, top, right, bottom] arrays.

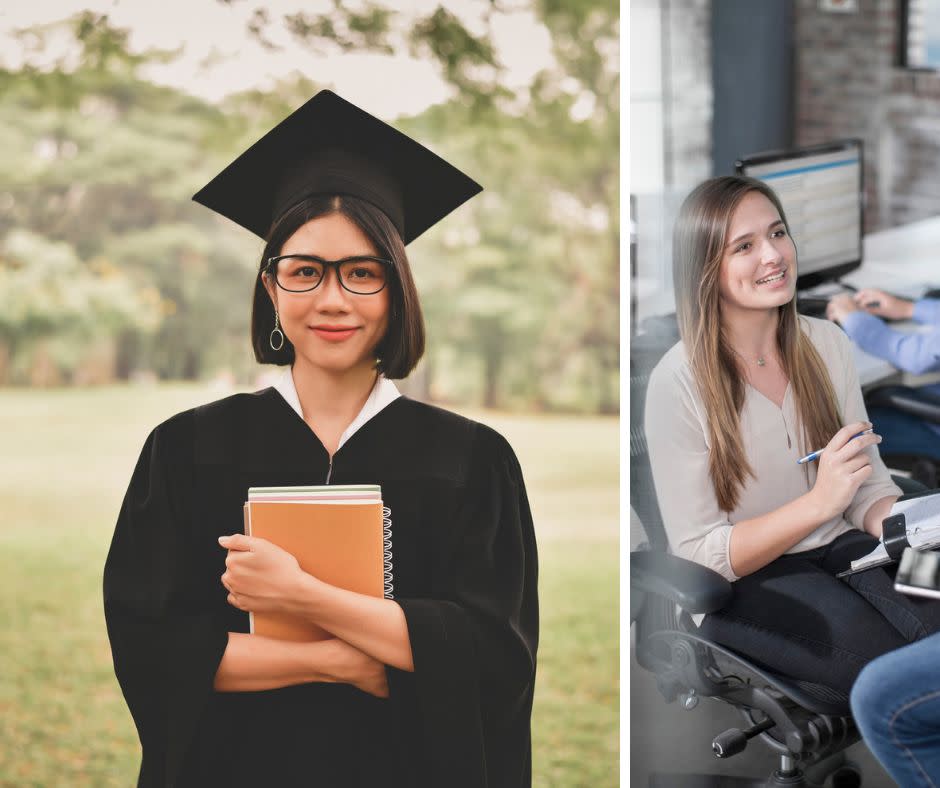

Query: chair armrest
[[891, 473, 929, 497], [866, 385, 940, 425], [631, 550, 733, 614]]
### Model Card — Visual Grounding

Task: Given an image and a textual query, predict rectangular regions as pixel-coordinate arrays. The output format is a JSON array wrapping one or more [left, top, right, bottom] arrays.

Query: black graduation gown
[[103, 388, 539, 788]]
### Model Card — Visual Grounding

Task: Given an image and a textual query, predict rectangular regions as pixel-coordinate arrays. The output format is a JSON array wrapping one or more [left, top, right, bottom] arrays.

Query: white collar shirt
[[272, 367, 401, 452]]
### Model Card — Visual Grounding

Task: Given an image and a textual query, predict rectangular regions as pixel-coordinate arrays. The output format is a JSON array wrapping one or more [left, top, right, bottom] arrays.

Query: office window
[[629, 0, 712, 332], [902, 0, 940, 69], [630, 0, 667, 334]]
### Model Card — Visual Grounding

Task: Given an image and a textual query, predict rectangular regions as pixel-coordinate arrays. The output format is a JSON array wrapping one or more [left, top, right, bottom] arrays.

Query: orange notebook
[[243, 485, 392, 642]]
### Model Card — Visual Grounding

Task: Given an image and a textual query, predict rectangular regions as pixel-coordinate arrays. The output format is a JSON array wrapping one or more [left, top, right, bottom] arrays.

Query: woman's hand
[[852, 288, 915, 320], [809, 421, 882, 521], [219, 534, 308, 615], [323, 638, 390, 699]]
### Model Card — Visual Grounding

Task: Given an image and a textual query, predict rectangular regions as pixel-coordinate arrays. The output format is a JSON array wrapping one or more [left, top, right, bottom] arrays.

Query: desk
[[835, 216, 940, 388]]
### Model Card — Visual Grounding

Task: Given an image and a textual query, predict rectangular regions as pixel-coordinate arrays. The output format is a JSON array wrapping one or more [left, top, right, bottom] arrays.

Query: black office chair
[[864, 384, 940, 488], [630, 319, 928, 787]]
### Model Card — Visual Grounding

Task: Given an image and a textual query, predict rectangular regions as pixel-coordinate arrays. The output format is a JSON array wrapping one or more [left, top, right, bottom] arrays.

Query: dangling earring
[[269, 310, 285, 351]]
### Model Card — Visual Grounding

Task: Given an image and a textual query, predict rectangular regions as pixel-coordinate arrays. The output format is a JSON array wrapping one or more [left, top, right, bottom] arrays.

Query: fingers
[[223, 576, 254, 611], [827, 421, 872, 451], [221, 569, 235, 592], [853, 288, 881, 305], [844, 453, 873, 474], [826, 294, 849, 312], [826, 294, 857, 323], [218, 533, 255, 552], [224, 551, 255, 568], [838, 427, 881, 460], [836, 431, 881, 461]]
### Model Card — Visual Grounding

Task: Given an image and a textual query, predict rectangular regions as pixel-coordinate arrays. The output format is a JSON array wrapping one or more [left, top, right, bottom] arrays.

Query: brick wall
[[795, 0, 940, 229]]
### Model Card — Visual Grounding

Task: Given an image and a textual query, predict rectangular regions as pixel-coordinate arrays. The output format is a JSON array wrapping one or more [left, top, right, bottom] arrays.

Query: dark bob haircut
[[251, 194, 425, 379]]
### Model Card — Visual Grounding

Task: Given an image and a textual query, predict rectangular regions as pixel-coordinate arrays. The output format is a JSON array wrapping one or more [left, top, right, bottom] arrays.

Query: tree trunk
[[115, 329, 138, 380], [482, 341, 502, 410], [0, 336, 12, 385]]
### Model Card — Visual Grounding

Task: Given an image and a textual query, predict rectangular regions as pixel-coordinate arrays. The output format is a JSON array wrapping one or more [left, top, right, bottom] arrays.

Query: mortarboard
[[192, 89, 482, 245]]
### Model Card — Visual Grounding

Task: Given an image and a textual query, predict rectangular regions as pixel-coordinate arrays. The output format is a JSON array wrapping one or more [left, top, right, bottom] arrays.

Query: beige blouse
[[644, 315, 900, 582]]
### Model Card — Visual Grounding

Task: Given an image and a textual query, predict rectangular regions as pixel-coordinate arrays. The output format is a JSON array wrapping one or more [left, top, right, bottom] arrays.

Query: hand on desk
[[850, 289, 915, 321], [825, 293, 860, 325], [826, 289, 915, 324]]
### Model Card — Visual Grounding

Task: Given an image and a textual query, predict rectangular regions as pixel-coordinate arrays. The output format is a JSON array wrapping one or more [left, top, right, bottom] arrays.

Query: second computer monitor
[[735, 139, 863, 289]]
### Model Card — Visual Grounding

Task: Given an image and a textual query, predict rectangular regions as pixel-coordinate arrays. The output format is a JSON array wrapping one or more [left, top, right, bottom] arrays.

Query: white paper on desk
[[801, 281, 853, 297], [839, 492, 940, 576], [845, 263, 934, 298], [854, 347, 896, 388]]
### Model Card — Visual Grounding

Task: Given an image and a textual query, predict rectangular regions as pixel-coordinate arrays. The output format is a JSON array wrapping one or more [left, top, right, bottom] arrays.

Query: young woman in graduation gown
[[103, 91, 539, 788]]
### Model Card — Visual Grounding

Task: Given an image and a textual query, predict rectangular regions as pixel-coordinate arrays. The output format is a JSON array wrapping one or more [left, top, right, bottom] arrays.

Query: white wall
[[630, 0, 713, 327]]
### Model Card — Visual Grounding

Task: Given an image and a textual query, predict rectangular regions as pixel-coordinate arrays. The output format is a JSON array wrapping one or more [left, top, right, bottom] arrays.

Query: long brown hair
[[673, 176, 842, 512]]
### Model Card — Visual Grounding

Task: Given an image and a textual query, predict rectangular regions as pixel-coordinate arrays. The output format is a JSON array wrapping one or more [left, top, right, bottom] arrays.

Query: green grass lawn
[[0, 384, 618, 787]]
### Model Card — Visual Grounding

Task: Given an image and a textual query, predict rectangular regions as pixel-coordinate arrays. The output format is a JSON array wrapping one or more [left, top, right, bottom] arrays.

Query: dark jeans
[[700, 530, 940, 695]]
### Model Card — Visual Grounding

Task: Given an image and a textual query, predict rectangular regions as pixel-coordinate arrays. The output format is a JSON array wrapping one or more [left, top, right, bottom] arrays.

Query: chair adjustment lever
[[712, 718, 775, 758]]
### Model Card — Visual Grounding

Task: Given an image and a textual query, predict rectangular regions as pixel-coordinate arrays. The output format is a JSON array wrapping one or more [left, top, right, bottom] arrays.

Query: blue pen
[[796, 428, 875, 464]]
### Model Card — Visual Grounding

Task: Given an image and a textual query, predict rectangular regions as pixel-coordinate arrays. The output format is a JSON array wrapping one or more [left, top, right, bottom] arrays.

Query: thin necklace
[[731, 347, 771, 368]]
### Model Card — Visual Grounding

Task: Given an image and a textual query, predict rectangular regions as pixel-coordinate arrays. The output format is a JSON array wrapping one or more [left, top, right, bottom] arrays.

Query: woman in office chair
[[644, 175, 940, 695]]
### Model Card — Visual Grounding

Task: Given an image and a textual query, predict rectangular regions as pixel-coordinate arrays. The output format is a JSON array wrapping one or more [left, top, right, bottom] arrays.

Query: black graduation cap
[[192, 90, 482, 245]]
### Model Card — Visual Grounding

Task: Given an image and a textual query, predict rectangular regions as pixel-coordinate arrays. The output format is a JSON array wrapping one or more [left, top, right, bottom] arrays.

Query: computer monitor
[[735, 139, 863, 289]]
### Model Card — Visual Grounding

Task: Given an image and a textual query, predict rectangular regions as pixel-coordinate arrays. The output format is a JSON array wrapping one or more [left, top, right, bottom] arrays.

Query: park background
[[0, 1, 619, 786]]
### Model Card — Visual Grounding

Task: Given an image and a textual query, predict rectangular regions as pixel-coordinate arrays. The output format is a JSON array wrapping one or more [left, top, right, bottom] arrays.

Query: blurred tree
[[0, 229, 158, 384], [0, 12, 260, 382]]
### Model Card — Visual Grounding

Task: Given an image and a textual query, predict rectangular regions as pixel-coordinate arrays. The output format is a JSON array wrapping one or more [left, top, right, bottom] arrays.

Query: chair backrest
[[630, 320, 692, 670], [630, 315, 680, 554]]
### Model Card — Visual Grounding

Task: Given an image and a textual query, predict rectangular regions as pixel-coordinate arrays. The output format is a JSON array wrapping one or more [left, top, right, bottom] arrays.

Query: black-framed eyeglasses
[[265, 255, 392, 295]]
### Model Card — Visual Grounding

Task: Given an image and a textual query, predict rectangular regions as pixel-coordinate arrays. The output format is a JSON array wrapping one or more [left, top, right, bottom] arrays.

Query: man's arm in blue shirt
[[840, 299, 940, 376]]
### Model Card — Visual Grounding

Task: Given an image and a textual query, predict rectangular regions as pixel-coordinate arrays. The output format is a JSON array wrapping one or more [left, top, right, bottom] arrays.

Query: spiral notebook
[[243, 484, 393, 642]]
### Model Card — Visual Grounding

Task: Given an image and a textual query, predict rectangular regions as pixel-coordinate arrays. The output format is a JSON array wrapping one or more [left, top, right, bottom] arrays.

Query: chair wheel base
[[648, 766, 844, 788], [649, 774, 782, 787]]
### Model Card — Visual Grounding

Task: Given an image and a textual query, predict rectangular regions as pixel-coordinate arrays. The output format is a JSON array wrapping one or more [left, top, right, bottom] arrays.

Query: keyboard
[[796, 297, 830, 319]]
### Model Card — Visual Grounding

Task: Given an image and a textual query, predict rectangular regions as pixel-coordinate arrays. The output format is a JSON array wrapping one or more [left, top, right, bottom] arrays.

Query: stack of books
[[243, 485, 393, 641]]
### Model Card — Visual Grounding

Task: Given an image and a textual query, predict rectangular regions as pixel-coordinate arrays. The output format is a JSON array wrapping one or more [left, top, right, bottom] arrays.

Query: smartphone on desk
[[895, 548, 940, 600]]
